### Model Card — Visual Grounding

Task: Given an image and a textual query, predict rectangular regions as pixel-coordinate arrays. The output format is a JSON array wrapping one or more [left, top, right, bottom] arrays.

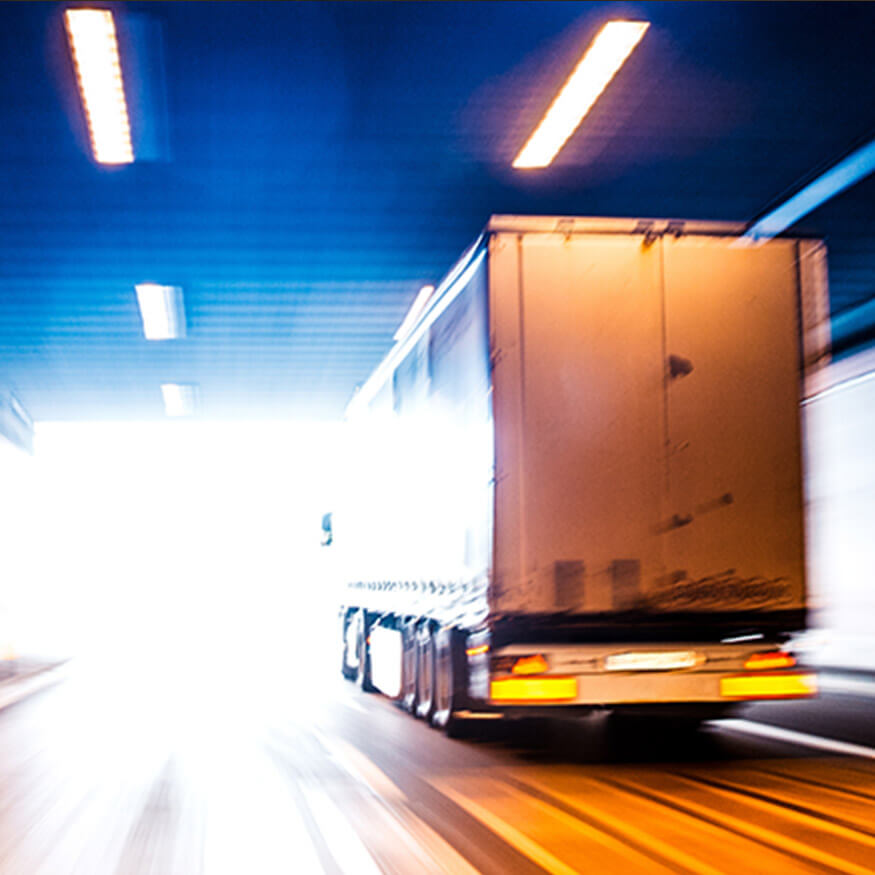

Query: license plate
[[604, 650, 700, 671]]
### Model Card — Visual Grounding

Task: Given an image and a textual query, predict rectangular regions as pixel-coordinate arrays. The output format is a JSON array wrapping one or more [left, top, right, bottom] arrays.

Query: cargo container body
[[331, 216, 828, 732]]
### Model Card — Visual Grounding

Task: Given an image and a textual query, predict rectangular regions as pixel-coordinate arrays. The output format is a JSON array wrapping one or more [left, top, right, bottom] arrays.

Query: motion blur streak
[[3, 656, 875, 872], [1, 424, 873, 874], [745, 138, 875, 240], [64, 9, 133, 164], [512, 21, 649, 168]]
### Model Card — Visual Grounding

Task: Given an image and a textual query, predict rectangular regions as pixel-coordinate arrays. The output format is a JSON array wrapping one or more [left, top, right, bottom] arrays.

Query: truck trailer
[[328, 215, 828, 734]]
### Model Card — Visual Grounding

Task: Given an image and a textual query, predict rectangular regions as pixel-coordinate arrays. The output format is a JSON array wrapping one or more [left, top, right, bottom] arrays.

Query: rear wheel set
[[414, 623, 437, 721], [414, 623, 467, 736]]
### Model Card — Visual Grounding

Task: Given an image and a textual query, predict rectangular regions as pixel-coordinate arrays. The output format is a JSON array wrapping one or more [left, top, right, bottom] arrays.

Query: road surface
[[0, 661, 873, 874]]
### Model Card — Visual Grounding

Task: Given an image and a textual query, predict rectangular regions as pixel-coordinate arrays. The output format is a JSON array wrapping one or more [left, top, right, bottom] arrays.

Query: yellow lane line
[[505, 774, 723, 875], [672, 773, 875, 848], [433, 782, 582, 875], [311, 726, 406, 802], [310, 728, 479, 874], [612, 777, 875, 875], [301, 784, 383, 875], [434, 776, 674, 874]]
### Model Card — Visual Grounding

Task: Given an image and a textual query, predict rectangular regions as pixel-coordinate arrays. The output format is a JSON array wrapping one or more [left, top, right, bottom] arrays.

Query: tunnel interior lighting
[[135, 284, 186, 340], [161, 383, 198, 418], [513, 20, 649, 169], [744, 138, 875, 240], [394, 285, 435, 342], [64, 9, 134, 165]]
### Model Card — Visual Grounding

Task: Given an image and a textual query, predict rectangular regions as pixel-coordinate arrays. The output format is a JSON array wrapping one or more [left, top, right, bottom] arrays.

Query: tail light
[[512, 654, 549, 675], [744, 651, 796, 671]]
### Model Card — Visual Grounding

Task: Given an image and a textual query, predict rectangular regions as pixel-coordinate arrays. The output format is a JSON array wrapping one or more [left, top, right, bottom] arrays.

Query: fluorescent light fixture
[[393, 284, 435, 342], [161, 383, 198, 418], [64, 9, 134, 164], [135, 284, 186, 340], [744, 138, 875, 241], [513, 20, 649, 169]]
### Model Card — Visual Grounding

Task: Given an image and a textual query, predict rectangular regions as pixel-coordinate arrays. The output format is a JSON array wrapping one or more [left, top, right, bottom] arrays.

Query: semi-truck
[[327, 215, 828, 735]]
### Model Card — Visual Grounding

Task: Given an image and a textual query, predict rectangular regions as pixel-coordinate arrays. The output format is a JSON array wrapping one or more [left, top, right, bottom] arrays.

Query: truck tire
[[400, 619, 417, 713], [414, 623, 436, 720], [340, 610, 357, 681], [356, 611, 377, 693], [431, 627, 467, 737]]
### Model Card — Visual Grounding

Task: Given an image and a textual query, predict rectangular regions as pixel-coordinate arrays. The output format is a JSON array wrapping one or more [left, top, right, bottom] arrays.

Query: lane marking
[[609, 776, 875, 875], [310, 726, 406, 802], [301, 784, 382, 875], [505, 774, 723, 875], [203, 746, 324, 875], [718, 718, 875, 761], [817, 674, 875, 699], [676, 771, 875, 840], [361, 787, 481, 875], [433, 781, 581, 875], [341, 697, 369, 715], [757, 767, 875, 803], [672, 773, 875, 847], [310, 728, 479, 874], [0, 664, 68, 711], [520, 789, 675, 872]]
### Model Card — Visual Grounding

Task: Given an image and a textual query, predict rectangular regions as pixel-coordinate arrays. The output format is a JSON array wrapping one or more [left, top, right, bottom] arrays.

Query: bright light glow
[[720, 673, 817, 700], [513, 21, 649, 169], [23, 420, 344, 666], [743, 651, 796, 671], [511, 654, 549, 675], [394, 285, 435, 342], [64, 9, 134, 165], [745, 139, 875, 240], [161, 383, 198, 417], [490, 676, 578, 702], [466, 643, 490, 658], [135, 283, 186, 340]]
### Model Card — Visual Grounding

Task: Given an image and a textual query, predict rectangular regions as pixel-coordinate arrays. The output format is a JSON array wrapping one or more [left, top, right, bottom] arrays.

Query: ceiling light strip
[[161, 384, 198, 418], [513, 20, 649, 169], [135, 284, 186, 340], [744, 139, 875, 240], [64, 9, 134, 164]]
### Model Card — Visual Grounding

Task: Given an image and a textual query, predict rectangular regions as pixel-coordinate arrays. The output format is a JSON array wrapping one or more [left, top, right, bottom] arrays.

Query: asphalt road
[[1, 661, 874, 874]]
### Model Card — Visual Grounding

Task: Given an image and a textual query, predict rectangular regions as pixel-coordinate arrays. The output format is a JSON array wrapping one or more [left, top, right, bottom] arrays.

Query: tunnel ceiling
[[1, 2, 874, 420]]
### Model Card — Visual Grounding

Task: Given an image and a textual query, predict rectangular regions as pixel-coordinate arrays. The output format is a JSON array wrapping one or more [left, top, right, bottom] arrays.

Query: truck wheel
[[356, 611, 377, 693], [414, 623, 436, 720], [431, 627, 467, 737], [400, 619, 417, 713], [340, 610, 356, 681]]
